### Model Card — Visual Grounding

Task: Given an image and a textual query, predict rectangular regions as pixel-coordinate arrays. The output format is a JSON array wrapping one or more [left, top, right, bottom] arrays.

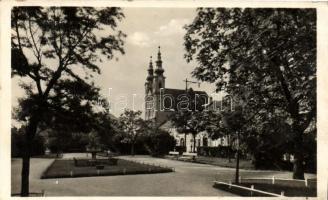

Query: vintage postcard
[[0, 0, 327, 199]]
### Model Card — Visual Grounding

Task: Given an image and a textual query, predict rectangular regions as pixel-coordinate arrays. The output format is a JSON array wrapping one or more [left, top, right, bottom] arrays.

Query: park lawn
[[165, 155, 254, 169], [195, 156, 254, 169], [41, 159, 173, 179], [213, 180, 317, 197]]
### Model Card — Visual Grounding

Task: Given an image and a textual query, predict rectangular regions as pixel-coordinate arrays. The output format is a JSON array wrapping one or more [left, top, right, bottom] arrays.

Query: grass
[[32, 154, 63, 159], [213, 179, 317, 197], [41, 158, 173, 179], [165, 155, 254, 169]]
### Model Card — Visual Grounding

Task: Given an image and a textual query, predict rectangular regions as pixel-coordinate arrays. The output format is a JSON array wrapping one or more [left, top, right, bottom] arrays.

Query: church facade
[[144, 47, 229, 153]]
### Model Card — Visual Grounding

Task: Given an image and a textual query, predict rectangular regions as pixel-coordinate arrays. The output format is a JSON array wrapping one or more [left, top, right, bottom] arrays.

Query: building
[[144, 46, 229, 153]]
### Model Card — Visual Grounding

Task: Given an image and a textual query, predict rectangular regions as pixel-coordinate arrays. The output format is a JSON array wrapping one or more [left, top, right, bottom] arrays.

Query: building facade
[[144, 46, 229, 153]]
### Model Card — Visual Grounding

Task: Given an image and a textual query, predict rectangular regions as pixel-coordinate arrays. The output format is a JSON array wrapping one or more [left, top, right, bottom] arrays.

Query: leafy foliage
[[11, 7, 126, 196], [117, 110, 146, 155], [184, 8, 316, 179], [140, 122, 176, 157]]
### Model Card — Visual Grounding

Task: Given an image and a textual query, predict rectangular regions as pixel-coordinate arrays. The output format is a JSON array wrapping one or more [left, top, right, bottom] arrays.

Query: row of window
[[178, 137, 227, 147]]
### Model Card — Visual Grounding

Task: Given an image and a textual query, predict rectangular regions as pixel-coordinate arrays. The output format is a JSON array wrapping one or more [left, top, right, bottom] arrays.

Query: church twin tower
[[144, 46, 166, 120]]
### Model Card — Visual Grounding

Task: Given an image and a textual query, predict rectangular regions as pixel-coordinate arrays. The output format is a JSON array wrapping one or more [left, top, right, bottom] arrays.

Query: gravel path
[[11, 154, 316, 196]]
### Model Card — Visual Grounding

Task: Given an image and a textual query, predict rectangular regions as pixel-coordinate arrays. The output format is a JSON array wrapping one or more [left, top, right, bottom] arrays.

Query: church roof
[[163, 88, 207, 97], [160, 88, 209, 112]]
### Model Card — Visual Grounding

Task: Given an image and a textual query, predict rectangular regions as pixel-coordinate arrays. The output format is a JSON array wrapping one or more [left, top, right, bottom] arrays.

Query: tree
[[11, 7, 125, 196], [171, 88, 208, 153], [141, 123, 176, 157], [172, 110, 206, 153], [203, 109, 234, 161], [86, 131, 103, 159], [220, 106, 245, 184], [117, 110, 145, 156], [184, 8, 316, 179]]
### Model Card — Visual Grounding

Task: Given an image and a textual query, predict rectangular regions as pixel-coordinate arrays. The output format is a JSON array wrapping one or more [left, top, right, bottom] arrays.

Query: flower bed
[[41, 159, 173, 179]]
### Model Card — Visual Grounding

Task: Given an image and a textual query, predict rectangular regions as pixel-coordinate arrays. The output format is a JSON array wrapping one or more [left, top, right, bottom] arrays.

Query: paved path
[[11, 154, 316, 196]]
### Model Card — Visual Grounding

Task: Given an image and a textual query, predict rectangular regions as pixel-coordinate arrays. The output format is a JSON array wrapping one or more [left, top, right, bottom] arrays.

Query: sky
[[12, 7, 220, 119]]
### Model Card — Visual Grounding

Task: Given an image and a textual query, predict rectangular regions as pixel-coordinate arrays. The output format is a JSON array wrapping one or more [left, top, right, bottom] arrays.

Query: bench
[[181, 152, 198, 161], [168, 151, 179, 159]]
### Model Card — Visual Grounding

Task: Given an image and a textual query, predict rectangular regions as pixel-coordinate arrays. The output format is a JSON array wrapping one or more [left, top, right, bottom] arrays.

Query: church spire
[[146, 56, 154, 81], [157, 46, 161, 61], [155, 46, 164, 75]]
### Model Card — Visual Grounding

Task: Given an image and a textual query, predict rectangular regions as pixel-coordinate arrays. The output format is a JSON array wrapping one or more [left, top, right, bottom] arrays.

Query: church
[[144, 46, 229, 153]]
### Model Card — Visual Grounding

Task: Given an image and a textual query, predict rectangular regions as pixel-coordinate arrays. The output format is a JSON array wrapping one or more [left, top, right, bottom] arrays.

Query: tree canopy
[[11, 7, 126, 196], [184, 8, 316, 179]]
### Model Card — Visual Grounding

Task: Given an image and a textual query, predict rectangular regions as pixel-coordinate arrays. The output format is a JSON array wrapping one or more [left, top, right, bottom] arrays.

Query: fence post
[[250, 185, 254, 196], [239, 176, 242, 183]]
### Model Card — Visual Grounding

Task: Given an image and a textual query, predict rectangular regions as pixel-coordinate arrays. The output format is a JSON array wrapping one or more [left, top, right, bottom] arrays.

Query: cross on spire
[[157, 46, 161, 61], [149, 56, 153, 68], [155, 45, 164, 75]]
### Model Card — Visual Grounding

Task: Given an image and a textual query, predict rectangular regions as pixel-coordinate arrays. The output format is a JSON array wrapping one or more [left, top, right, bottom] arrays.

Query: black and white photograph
[[0, 1, 327, 199]]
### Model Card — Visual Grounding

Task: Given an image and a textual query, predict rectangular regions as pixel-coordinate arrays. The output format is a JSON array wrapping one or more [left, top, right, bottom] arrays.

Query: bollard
[[123, 168, 126, 174], [229, 181, 232, 189], [281, 191, 285, 196], [97, 170, 100, 175], [305, 178, 308, 187], [239, 176, 242, 183], [70, 171, 73, 177], [272, 176, 275, 184], [41, 189, 45, 197]]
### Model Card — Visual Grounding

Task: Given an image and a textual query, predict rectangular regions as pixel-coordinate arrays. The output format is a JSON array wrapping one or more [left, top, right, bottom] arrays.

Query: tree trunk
[[184, 133, 187, 150], [92, 152, 97, 159], [21, 152, 30, 196], [293, 152, 305, 180], [235, 131, 240, 184], [292, 127, 305, 180], [193, 134, 196, 153], [227, 135, 231, 163], [131, 142, 135, 156], [21, 115, 39, 196]]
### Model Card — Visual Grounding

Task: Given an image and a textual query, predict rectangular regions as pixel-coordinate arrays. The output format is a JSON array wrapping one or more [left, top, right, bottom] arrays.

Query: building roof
[[160, 88, 209, 111]]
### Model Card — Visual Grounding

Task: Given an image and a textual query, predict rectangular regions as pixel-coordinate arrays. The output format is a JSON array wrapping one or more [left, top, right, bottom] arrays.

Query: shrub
[[144, 130, 176, 157], [197, 146, 236, 158]]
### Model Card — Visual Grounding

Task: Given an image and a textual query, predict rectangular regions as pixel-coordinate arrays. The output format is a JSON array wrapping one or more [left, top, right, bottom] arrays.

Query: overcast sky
[[12, 7, 219, 118]]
